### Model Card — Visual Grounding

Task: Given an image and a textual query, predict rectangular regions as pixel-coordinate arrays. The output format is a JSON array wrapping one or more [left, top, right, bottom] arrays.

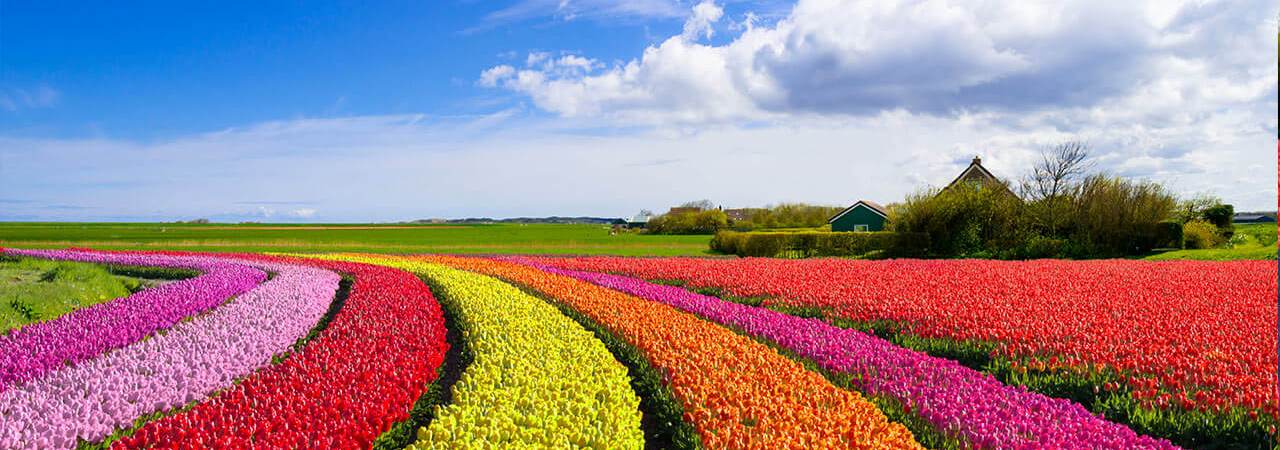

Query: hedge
[[710, 231, 929, 258]]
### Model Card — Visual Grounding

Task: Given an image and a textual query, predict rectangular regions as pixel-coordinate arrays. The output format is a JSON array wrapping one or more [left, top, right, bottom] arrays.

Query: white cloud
[[681, 0, 724, 41], [465, 0, 1276, 212], [1, 109, 1274, 222], [479, 0, 1275, 124], [478, 65, 516, 87]]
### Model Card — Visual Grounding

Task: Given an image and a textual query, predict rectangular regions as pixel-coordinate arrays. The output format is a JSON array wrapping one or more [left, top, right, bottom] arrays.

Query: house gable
[[828, 200, 888, 232], [942, 156, 1016, 196]]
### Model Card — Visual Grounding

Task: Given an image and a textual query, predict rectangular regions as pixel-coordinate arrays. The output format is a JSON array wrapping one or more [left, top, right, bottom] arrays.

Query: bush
[[647, 210, 728, 235], [1021, 236, 1067, 259], [731, 203, 845, 230], [889, 181, 1026, 258], [1202, 204, 1234, 229], [1183, 220, 1221, 249], [710, 231, 928, 258], [1150, 221, 1184, 250], [1065, 175, 1178, 257]]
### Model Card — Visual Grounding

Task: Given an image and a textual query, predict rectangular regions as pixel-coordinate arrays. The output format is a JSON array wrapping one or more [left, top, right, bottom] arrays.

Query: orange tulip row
[[418, 255, 921, 450]]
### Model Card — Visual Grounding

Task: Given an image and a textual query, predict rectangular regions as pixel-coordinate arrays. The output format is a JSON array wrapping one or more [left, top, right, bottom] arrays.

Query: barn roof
[[828, 200, 888, 223]]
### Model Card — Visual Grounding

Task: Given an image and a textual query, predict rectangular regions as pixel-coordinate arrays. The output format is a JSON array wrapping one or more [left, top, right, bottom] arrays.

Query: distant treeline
[[728, 204, 843, 230], [645, 203, 841, 235], [407, 216, 619, 225]]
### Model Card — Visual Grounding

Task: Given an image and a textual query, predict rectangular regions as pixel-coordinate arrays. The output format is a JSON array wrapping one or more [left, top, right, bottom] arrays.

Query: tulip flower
[[0, 249, 266, 391]]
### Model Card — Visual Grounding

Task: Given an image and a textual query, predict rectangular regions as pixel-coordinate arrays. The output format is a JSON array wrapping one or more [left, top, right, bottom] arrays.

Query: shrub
[[710, 231, 927, 258], [1182, 220, 1221, 249], [889, 181, 1026, 257], [1021, 236, 1067, 259], [647, 210, 728, 235], [1150, 221, 1184, 250], [731, 203, 845, 229], [740, 233, 788, 257]]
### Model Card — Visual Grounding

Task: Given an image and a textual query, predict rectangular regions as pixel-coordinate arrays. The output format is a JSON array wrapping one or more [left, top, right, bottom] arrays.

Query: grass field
[[0, 257, 144, 332], [1144, 222, 1277, 261], [2, 222, 1273, 260], [0, 223, 714, 256]]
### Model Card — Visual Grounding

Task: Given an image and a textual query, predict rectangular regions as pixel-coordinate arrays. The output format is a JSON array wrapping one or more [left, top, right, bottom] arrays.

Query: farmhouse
[[827, 200, 888, 232], [943, 156, 1014, 194]]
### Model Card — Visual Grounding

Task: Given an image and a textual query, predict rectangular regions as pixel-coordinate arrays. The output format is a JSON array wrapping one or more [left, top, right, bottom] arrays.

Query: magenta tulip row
[[0, 254, 339, 449], [506, 257, 1177, 449], [0, 249, 267, 393]]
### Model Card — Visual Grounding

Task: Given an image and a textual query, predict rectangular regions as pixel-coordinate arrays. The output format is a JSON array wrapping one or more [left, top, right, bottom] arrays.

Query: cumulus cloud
[[471, 0, 1276, 208], [479, 0, 1275, 123], [478, 65, 516, 88], [681, 0, 724, 41]]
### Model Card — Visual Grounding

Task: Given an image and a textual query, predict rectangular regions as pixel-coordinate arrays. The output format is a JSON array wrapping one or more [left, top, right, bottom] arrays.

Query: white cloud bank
[[468, 0, 1277, 211], [483, 0, 1275, 122]]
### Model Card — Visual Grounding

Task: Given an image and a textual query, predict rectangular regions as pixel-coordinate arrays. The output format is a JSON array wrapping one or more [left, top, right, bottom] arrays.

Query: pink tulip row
[[0, 249, 267, 392], [506, 257, 1178, 449], [0, 255, 339, 449]]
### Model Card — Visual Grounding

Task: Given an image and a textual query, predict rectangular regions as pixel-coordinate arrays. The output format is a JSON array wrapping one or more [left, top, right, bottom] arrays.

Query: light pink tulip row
[[0, 249, 267, 392], [0, 252, 339, 449]]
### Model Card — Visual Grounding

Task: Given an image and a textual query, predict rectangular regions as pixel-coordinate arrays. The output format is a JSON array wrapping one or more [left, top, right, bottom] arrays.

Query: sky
[[0, 0, 1276, 222]]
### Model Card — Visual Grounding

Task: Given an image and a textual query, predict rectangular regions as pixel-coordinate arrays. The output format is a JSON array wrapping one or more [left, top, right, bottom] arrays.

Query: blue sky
[[1, 0, 1276, 222]]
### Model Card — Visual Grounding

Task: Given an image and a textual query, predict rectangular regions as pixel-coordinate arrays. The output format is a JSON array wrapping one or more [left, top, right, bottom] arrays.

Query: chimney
[[972, 155, 982, 165]]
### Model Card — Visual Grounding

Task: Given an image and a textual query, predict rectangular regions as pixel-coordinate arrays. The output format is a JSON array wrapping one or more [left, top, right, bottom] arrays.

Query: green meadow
[[1, 221, 1272, 260], [0, 257, 138, 331], [1143, 223, 1277, 261], [0, 222, 713, 257]]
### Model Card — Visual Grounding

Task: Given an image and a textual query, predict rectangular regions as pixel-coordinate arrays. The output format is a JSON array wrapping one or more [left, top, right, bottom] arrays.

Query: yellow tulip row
[[420, 255, 922, 450], [300, 254, 645, 449]]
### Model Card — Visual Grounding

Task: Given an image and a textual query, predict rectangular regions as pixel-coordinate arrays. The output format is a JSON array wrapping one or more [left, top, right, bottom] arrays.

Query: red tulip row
[[112, 253, 449, 449], [535, 257, 1278, 417]]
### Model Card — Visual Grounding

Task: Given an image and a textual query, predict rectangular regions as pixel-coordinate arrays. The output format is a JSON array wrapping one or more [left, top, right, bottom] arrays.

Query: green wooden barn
[[827, 200, 888, 232]]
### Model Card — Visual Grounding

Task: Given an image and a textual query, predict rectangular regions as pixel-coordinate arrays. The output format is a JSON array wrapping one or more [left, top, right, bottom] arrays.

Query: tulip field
[[0, 246, 1273, 449]]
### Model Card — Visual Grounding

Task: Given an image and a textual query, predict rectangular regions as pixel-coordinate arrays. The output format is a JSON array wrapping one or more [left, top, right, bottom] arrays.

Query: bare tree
[[1021, 141, 1093, 202], [1021, 141, 1093, 235]]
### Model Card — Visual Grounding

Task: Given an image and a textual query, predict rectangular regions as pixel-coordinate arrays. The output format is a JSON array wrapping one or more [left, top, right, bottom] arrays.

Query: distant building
[[621, 212, 653, 228], [1232, 213, 1276, 224], [828, 200, 888, 232], [942, 156, 1015, 196], [723, 208, 759, 223]]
